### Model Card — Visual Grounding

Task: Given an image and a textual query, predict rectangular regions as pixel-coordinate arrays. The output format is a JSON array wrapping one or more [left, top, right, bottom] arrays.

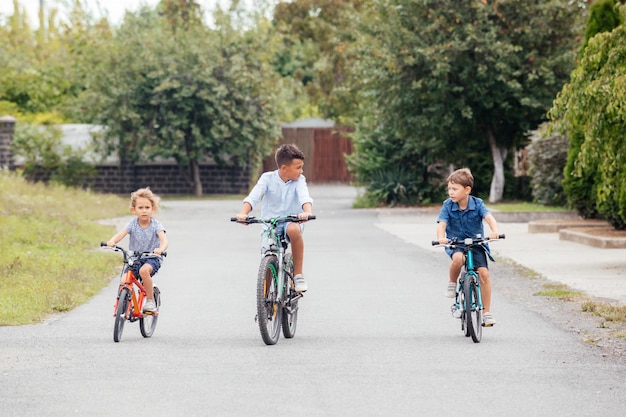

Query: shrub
[[11, 122, 96, 188], [527, 123, 569, 206]]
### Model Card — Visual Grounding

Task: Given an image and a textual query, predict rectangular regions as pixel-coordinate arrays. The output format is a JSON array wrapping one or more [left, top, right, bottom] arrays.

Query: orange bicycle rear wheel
[[140, 286, 160, 338]]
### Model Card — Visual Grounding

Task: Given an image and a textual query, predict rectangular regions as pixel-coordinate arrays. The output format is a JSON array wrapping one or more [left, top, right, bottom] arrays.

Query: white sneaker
[[143, 299, 157, 313], [294, 274, 308, 292], [445, 282, 456, 298], [482, 312, 496, 327]]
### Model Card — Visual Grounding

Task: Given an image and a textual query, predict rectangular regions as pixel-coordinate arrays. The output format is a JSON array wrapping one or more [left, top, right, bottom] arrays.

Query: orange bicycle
[[100, 242, 166, 342]]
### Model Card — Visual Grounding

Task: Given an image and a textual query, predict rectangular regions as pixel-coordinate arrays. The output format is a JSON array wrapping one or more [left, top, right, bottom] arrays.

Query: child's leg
[[286, 223, 304, 275], [477, 267, 491, 312], [139, 264, 155, 301], [449, 252, 464, 283]]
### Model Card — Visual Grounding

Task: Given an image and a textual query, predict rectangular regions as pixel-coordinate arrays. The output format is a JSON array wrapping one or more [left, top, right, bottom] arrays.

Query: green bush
[[527, 124, 569, 206], [11, 122, 96, 188]]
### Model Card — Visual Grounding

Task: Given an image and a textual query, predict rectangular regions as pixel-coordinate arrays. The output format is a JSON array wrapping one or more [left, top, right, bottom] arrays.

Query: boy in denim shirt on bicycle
[[235, 144, 314, 292], [436, 168, 500, 326], [107, 187, 168, 313]]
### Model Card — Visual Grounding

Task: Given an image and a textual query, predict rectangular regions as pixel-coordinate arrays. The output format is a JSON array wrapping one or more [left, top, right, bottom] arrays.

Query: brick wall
[[93, 163, 251, 195], [0, 118, 251, 195], [0, 116, 16, 170]]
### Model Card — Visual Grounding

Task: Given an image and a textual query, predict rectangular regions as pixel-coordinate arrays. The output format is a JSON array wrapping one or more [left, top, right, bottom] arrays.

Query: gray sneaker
[[143, 299, 157, 313], [294, 274, 308, 292]]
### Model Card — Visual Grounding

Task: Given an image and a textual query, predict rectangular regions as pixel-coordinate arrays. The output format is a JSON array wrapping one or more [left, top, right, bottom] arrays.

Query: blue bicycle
[[433, 234, 505, 343]]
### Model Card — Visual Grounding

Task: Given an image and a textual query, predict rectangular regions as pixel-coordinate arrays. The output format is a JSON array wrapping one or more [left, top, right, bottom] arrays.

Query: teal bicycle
[[232, 215, 315, 345], [433, 234, 505, 343]]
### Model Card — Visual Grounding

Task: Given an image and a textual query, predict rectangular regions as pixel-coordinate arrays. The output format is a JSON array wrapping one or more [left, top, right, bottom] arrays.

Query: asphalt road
[[1, 186, 624, 417]]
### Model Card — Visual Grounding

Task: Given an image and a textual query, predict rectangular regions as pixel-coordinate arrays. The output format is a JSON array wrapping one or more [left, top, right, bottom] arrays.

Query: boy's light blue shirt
[[243, 170, 313, 218]]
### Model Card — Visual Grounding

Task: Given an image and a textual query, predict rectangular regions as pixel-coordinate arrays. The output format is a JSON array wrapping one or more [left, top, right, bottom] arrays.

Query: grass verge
[[0, 172, 127, 325]]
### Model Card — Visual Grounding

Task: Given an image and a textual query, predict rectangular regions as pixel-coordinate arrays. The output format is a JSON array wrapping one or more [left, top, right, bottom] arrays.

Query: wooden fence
[[263, 126, 354, 183]]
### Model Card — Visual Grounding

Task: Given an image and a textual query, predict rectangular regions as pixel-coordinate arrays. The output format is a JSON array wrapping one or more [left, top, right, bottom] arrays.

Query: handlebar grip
[[308, 215, 316, 220], [230, 217, 238, 222], [499, 234, 506, 239], [100, 241, 107, 247], [431, 241, 440, 246]]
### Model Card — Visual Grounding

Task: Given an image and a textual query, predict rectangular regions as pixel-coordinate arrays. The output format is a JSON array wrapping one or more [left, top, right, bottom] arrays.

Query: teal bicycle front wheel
[[464, 276, 482, 343], [256, 255, 282, 345]]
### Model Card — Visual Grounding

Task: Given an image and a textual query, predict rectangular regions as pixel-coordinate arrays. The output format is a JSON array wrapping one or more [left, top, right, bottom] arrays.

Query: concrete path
[[313, 185, 626, 305]]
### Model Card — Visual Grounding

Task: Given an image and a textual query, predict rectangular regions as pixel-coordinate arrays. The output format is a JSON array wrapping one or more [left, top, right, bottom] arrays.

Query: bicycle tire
[[114, 287, 130, 343], [464, 277, 482, 343], [256, 255, 282, 345], [458, 279, 470, 337], [281, 253, 298, 339], [140, 286, 160, 338]]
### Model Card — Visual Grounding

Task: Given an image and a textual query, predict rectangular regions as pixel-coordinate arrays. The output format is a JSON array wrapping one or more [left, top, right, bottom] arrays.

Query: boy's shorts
[[127, 257, 163, 277], [446, 246, 489, 269], [261, 223, 304, 253]]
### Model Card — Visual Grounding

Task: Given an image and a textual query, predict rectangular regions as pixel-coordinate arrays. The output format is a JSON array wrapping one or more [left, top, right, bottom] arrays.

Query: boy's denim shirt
[[437, 195, 490, 241]]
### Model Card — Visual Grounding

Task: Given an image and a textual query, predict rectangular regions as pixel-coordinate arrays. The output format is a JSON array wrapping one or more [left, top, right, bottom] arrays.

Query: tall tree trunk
[[191, 159, 203, 196], [486, 126, 507, 203]]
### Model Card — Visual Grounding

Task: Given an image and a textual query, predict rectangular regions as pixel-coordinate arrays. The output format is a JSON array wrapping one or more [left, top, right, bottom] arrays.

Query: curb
[[560, 227, 626, 249]]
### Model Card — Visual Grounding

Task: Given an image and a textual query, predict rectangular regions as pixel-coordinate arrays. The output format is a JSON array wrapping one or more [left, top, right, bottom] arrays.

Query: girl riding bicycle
[[436, 168, 500, 326], [106, 187, 168, 313]]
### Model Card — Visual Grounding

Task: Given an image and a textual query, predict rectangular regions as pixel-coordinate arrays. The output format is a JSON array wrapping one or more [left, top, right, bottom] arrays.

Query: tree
[[272, 0, 365, 123], [556, 0, 624, 220], [78, 1, 280, 195], [350, 0, 583, 204], [550, 17, 626, 228]]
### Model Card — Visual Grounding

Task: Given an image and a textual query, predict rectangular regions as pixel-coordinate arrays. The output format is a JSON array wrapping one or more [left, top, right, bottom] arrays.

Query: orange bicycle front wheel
[[114, 287, 130, 342]]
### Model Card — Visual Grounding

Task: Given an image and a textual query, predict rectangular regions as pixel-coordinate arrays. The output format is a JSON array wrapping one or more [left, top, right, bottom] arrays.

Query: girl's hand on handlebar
[[488, 232, 500, 240], [438, 237, 449, 245]]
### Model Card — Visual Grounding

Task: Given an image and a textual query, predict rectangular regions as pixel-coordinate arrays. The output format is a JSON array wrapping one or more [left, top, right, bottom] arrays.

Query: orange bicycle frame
[[112, 269, 151, 318]]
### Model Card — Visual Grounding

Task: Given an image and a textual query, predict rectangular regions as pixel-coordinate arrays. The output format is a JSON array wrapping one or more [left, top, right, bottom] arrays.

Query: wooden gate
[[263, 125, 354, 183]]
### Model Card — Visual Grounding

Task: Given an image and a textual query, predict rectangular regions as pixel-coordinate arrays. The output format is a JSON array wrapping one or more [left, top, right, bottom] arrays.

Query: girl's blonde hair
[[129, 187, 161, 213]]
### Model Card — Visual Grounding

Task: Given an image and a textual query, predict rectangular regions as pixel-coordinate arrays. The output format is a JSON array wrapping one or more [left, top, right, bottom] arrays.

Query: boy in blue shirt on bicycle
[[436, 168, 500, 326], [235, 144, 314, 292]]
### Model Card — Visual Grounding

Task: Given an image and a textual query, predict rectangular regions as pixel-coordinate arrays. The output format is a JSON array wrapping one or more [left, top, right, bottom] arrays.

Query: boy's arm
[[297, 202, 313, 220], [236, 202, 253, 221], [484, 213, 500, 239], [107, 229, 128, 247], [154, 230, 168, 255], [437, 221, 448, 244]]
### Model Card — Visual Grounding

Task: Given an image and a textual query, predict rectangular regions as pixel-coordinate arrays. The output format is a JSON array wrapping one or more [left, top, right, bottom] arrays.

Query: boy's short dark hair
[[275, 144, 305, 168], [447, 168, 474, 189]]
